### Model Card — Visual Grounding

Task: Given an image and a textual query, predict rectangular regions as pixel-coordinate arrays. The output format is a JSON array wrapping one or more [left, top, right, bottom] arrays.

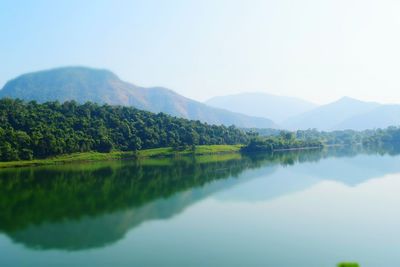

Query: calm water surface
[[1, 148, 400, 267]]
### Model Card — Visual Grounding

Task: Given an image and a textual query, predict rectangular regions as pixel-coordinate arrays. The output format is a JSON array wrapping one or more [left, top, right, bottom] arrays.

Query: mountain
[[0, 67, 276, 128], [205, 92, 317, 123], [335, 105, 400, 130], [283, 97, 381, 130]]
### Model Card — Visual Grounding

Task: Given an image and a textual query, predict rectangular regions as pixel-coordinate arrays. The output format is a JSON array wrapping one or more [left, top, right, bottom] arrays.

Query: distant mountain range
[[0, 67, 276, 128], [206, 92, 317, 123], [283, 97, 382, 130], [206, 94, 400, 131], [334, 105, 400, 130], [283, 97, 400, 131], [2, 66, 400, 131]]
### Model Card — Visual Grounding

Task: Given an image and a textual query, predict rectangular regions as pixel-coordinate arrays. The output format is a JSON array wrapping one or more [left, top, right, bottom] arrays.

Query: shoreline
[[273, 146, 323, 152], [0, 145, 243, 169], [0, 143, 344, 169]]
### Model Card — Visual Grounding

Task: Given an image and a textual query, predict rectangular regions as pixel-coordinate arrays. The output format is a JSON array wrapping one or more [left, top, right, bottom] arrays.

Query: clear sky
[[1, 0, 400, 104]]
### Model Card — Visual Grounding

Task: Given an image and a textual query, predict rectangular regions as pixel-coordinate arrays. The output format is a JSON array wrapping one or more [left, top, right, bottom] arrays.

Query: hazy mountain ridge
[[206, 92, 317, 123], [206, 92, 400, 131], [0, 67, 276, 128], [3, 67, 400, 131], [334, 104, 400, 130], [283, 97, 383, 130]]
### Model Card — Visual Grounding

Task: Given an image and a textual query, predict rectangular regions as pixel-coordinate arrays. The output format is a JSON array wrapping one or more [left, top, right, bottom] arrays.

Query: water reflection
[[0, 147, 399, 252]]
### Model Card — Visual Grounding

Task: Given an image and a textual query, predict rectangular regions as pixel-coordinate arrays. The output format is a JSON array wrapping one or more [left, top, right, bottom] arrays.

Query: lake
[[1, 147, 400, 267]]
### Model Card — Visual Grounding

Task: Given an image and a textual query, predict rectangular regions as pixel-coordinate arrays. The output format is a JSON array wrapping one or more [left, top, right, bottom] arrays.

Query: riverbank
[[0, 145, 243, 169]]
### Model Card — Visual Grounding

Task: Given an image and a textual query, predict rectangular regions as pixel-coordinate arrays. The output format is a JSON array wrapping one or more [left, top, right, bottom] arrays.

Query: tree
[[0, 142, 19, 161], [97, 138, 113, 153]]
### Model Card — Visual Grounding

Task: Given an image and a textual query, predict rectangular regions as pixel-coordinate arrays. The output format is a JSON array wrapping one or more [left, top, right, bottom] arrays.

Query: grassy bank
[[0, 145, 243, 169]]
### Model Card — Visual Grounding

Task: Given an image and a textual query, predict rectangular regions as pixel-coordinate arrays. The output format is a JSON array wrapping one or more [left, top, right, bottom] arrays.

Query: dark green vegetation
[[0, 98, 248, 161], [0, 66, 275, 128], [337, 263, 360, 267]]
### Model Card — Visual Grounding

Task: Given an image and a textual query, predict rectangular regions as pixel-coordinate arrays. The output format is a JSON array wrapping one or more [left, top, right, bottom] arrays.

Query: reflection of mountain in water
[[0, 147, 399, 251], [215, 149, 400, 202], [0, 154, 269, 250]]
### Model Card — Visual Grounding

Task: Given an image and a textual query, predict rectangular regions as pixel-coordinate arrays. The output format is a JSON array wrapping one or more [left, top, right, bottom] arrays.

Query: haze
[[2, 0, 400, 104]]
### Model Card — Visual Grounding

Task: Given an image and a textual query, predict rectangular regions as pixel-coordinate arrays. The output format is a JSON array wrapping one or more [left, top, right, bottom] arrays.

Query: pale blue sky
[[1, 0, 400, 104]]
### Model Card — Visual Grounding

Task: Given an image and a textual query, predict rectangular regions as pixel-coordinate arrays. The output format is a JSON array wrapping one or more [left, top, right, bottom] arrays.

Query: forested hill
[[0, 99, 249, 161], [0, 67, 276, 128]]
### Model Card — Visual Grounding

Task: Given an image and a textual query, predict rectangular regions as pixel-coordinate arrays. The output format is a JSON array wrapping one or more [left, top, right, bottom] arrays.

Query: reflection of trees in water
[[0, 156, 249, 232], [0, 147, 382, 250]]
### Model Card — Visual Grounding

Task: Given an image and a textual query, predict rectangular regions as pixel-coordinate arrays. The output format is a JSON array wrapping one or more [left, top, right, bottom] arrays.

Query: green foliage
[[337, 262, 360, 267], [0, 99, 248, 161], [255, 127, 400, 150], [362, 126, 400, 147], [242, 127, 281, 137], [295, 127, 400, 148], [295, 129, 366, 145], [255, 128, 382, 146], [241, 131, 323, 152], [0, 142, 19, 161]]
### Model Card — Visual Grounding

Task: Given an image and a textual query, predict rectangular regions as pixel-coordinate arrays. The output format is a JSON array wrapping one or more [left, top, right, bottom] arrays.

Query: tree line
[[241, 131, 323, 152], [242, 127, 400, 152], [1, 98, 400, 162], [0, 99, 249, 161]]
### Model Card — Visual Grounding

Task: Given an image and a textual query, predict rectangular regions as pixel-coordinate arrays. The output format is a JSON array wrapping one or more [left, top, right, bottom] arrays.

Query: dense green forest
[[251, 128, 379, 145], [294, 128, 400, 147], [1, 98, 400, 162], [242, 127, 400, 152], [0, 99, 248, 161], [241, 131, 323, 152], [361, 126, 400, 146]]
